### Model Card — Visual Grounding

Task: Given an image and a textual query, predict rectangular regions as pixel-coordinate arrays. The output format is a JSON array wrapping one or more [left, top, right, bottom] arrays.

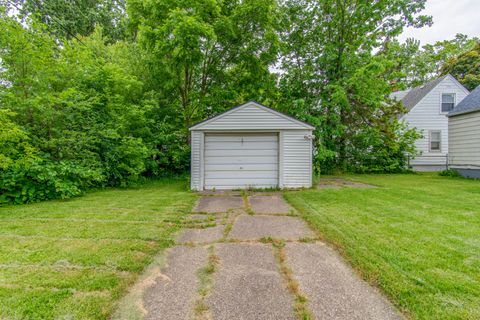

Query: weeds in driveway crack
[[221, 209, 240, 241], [193, 245, 219, 320], [241, 190, 255, 215], [268, 238, 313, 320], [222, 222, 233, 240]]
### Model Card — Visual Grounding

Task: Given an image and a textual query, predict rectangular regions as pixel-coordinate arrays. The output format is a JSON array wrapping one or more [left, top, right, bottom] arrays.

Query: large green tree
[[4, 0, 128, 41], [0, 10, 153, 203], [383, 34, 479, 88], [441, 42, 480, 91], [128, 0, 281, 129], [279, 0, 429, 172]]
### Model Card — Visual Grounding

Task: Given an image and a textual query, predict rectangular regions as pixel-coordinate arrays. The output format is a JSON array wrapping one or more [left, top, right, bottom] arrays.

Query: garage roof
[[189, 101, 315, 131]]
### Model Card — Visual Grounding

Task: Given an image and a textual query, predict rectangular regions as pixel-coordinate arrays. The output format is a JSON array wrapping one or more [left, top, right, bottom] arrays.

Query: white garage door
[[204, 133, 279, 190]]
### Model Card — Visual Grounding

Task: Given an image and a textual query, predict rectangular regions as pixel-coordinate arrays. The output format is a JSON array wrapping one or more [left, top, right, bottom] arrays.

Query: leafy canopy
[[441, 42, 480, 91]]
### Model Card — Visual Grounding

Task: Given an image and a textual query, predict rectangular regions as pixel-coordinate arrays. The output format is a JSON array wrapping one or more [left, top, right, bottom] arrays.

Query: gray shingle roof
[[398, 76, 447, 111], [448, 85, 480, 117], [389, 89, 410, 101]]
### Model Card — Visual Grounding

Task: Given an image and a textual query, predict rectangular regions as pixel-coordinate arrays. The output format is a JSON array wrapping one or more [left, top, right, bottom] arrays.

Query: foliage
[[0, 12, 152, 202], [0, 159, 104, 204], [0, 109, 36, 170], [384, 34, 479, 88], [441, 42, 480, 91], [7, 0, 128, 41], [278, 0, 429, 173], [438, 169, 461, 178], [129, 0, 281, 127]]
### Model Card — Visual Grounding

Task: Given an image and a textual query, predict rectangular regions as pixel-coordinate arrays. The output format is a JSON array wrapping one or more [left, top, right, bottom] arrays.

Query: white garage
[[189, 101, 314, 190]]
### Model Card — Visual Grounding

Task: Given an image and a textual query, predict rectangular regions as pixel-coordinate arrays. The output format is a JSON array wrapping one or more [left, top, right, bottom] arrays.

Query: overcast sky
[[398, 0, 480, 45]]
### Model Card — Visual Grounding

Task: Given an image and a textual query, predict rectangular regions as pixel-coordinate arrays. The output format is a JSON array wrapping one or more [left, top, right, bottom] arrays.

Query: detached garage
[[189, 101, 314, 190]]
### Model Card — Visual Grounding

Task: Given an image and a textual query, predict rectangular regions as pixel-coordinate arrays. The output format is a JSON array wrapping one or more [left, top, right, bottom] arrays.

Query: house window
[[441, 93, 455, 113], [429, 130, 441, 152]]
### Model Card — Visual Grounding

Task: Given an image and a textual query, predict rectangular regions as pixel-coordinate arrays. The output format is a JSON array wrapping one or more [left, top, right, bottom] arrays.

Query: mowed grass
[[0, 178, 196, 320], [285, 173, 480, 320]]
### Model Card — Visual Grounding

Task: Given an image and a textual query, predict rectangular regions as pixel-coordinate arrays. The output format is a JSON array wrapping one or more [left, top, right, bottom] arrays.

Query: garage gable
[[189, 101, 314, 131]]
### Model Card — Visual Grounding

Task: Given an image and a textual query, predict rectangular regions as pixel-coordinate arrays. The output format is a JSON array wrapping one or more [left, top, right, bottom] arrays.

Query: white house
[[189, 101, 314, 190], [447, 85, 480, 178], [391, 74, 469, 171]]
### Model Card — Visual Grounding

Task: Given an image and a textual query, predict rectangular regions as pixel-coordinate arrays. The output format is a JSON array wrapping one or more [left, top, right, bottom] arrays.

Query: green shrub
[[0, 160, 104, 204], [439, 169, 461, 178]]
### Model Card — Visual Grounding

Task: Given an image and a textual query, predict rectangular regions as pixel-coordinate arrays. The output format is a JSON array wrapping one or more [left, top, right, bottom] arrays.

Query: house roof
[[393, 76, 448, 111], [448, 85, 480, 117], [189, 101, 315, 130], [389, 89, 411, 101]]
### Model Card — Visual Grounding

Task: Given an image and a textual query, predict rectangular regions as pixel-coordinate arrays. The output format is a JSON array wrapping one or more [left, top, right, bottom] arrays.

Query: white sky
[[399, 0, 480, 45]]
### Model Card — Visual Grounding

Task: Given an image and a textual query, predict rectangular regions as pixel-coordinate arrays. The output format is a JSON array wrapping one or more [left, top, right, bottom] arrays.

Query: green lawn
[[285, 173, 480, 320], [0, 178, 196, 320]]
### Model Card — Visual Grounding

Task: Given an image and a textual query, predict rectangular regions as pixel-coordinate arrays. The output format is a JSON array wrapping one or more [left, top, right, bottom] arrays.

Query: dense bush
[[0, 15, 187, 203], [0, 159, 104, 204], [439, 169, 462, 178]]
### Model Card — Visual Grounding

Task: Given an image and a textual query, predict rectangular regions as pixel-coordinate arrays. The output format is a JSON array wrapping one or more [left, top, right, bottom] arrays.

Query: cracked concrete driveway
[[133, 193, 402, 320]]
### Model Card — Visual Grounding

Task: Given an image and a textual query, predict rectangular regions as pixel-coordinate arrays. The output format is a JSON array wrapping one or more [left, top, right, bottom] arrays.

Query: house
[[447, 85, 480, 178], [189, 101, 314, 190], [391, 75, 469, 171]]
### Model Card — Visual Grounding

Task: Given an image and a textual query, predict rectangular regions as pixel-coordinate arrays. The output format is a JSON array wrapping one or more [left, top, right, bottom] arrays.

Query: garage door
[[204, 133, 279, 190]]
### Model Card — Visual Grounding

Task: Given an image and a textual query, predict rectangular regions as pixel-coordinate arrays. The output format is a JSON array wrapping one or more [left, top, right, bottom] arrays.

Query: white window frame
[[429, 130, 442, 153], [440, 93, 456, 114]]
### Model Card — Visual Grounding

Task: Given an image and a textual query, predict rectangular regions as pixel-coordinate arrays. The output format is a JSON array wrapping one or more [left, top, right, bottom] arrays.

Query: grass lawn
[[285, 173, 480, 320], [0, 178, 196, 320]]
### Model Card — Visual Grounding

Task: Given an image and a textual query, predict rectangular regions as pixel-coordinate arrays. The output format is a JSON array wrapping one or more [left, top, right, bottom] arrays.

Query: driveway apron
[[139, 193, 402, 320]]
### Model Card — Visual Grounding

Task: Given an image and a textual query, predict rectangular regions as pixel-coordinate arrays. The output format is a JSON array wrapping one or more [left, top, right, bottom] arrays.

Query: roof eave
[[448, 108, 480, 117]]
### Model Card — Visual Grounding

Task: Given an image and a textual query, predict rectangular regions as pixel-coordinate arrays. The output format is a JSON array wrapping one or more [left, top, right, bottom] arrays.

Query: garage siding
[[195, 104, 307, 130], [189, 102, 314, 190], [282, 130, 311, 188], [190, 131, 202, 190]]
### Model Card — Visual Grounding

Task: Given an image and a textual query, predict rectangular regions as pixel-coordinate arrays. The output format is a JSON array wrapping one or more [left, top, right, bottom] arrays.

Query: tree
[[441, 42, 480, 91], [383, 34, 479, 88], [279, 0, 430, 172], [0, 109, 36, 170], [5, 0, 128, 41], [0, 11, 152, 202], [129, 0, 281, 129]]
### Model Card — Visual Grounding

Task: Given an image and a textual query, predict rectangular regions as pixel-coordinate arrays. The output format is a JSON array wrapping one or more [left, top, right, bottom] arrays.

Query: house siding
[[282, 130, 312, 188], [401, 76, 469, 170], [448, 111, 480, 169]]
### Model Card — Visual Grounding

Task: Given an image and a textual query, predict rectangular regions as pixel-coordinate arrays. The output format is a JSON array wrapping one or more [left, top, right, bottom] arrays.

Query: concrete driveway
[[138, 193, 402, 320]]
